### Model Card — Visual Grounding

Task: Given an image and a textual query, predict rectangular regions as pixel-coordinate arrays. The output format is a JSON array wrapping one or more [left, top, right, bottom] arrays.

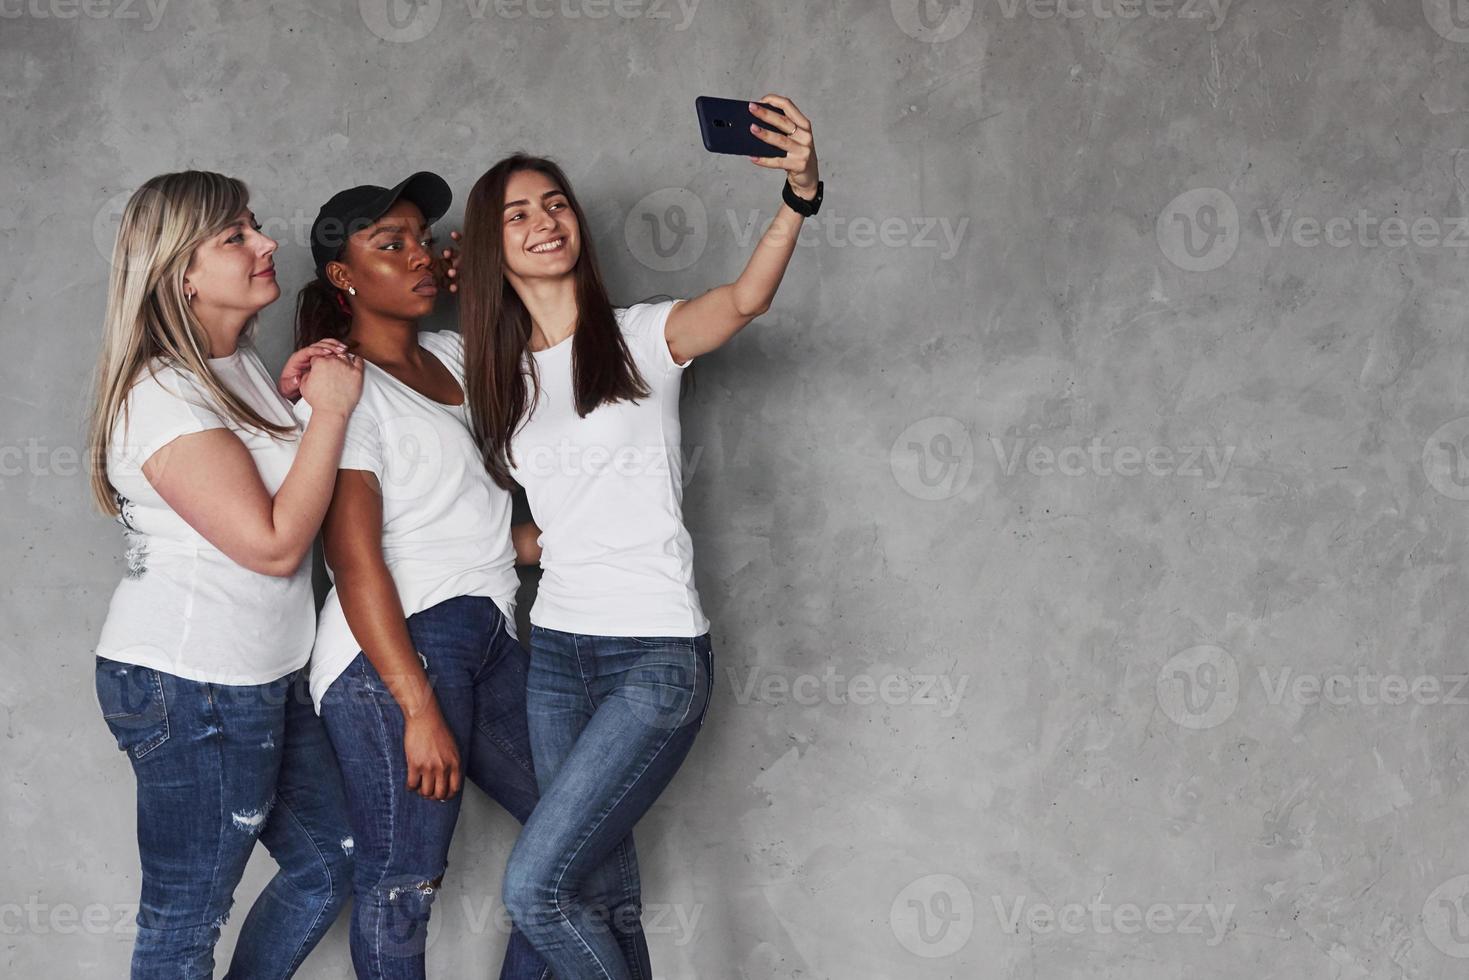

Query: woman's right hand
[[403, 707, 462, 801], [279, 339, 349, 401], [298, 350, 364, 417]]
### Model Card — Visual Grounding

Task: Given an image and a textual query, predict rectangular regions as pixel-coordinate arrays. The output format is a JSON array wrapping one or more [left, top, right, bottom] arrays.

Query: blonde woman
[[88, 170, 364, 979]]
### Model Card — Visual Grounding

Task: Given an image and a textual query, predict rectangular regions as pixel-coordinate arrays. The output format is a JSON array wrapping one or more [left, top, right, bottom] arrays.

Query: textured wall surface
[[7, 0, 1469, 976]]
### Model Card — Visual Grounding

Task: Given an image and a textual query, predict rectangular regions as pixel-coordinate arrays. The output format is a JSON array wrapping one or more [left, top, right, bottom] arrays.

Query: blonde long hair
[[87, 171, 297, 516]]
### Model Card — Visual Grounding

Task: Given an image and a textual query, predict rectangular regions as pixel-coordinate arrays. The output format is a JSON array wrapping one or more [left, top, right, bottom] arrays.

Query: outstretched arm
[[665, 94, 821, 364]]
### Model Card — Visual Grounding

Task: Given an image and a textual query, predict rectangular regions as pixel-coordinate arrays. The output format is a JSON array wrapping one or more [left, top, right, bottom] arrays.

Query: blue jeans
[[318, 595, 550, 980], [95, 657, 353, 980], [503, 627, 714, 980]]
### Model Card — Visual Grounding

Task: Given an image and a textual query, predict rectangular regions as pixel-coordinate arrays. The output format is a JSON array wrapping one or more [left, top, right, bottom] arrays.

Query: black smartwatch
[[783, 179, 823, 217]]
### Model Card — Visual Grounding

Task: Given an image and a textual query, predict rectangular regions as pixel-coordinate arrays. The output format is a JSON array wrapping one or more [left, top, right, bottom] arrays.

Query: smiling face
[[501, 168, 580, 283], [183, 209, 279, 322], [328, 199, 439, 322]]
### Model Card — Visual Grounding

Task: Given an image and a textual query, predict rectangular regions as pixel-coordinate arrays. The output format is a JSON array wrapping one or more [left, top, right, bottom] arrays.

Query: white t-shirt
[[95, 347, 316, 686], [509, 300, 709, 637], [293, 330, 520, 710]]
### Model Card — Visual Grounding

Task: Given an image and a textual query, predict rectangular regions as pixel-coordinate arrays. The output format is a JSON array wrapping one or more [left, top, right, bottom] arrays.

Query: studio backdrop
[[6, 1, 1469, 977]]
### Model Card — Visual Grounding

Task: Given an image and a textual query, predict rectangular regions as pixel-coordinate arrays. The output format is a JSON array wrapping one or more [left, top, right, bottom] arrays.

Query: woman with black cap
[[288, 173, 562, 980]]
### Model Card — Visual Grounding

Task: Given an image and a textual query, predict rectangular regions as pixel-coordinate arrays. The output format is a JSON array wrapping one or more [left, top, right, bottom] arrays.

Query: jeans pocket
[[620, 637, 711, 732], [628, 635, 691, 647], [95, 657, 170, 761]]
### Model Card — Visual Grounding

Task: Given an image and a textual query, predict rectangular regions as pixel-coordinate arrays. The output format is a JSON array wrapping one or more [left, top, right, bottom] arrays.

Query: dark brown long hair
[[460, 154, 649, 489], [294, 277, 353, 348]]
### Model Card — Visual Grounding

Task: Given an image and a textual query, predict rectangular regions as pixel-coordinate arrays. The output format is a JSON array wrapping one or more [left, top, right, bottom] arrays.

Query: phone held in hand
[[695, 96, 789, 159]]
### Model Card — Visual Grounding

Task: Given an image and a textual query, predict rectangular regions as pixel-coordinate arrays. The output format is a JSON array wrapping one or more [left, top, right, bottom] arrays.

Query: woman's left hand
[[748, 94, 819, 201], [436, 229, 462, 294]]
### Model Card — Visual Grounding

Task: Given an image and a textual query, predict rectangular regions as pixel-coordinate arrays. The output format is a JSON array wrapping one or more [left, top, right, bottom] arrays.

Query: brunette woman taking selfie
[[87, 170, 363, 978], [458, 94, 822, 979]]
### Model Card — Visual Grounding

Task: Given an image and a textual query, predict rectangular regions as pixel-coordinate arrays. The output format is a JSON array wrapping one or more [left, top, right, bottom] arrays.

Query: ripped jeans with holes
[[319, 595, 566, 980], [94, 656, 354, 980]]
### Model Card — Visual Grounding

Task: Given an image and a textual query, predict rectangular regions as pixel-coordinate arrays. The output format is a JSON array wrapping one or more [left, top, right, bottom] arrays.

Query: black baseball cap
[[310, 171, 452, 284]]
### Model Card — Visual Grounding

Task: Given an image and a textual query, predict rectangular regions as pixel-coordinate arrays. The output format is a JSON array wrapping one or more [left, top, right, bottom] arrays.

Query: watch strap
[[783, 179, 823, 217]]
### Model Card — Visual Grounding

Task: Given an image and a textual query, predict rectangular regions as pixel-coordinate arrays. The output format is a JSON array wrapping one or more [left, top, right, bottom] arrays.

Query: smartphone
[[695, 96, 788, 158]]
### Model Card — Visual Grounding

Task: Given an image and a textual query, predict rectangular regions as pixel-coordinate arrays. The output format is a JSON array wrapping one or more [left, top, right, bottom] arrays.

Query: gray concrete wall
[[5, 0, 1469, 976]]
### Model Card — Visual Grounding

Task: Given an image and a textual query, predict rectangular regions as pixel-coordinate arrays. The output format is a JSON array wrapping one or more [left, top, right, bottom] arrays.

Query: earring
[[347, 286, 357, 296], [186, 291, 195, 303]]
